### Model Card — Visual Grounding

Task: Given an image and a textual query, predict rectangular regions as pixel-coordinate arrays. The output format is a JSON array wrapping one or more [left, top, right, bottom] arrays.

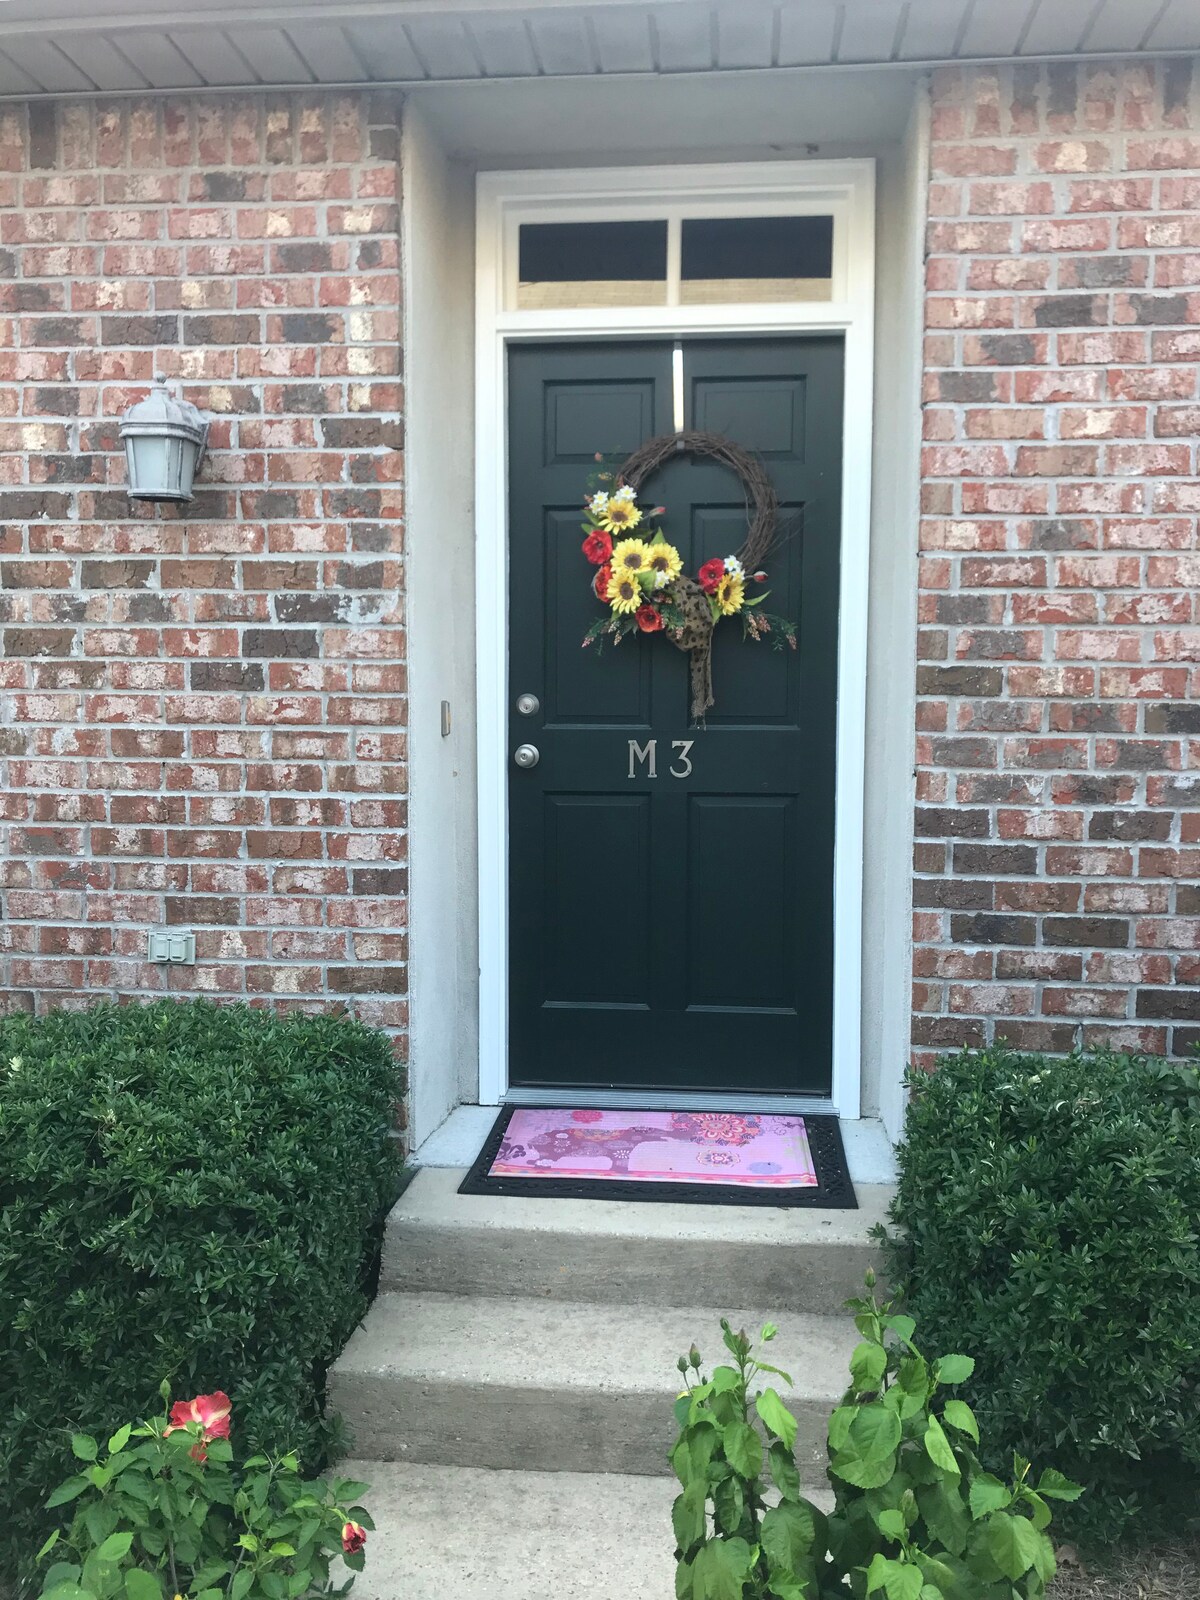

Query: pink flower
[[165, 1391, 232, 1444], [572, 1109, 603, 1123], [342, 1522, 367, 1555]]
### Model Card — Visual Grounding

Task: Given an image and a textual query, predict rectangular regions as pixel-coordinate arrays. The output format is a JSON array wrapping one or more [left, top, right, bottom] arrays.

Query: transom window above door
[[515, 213, 835, 310], [485, 164, 868, 324]]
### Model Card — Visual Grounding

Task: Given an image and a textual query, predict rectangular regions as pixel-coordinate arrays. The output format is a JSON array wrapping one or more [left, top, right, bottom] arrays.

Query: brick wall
[[917, 58, 1200, 1064], [0, 92, 408, 1048]]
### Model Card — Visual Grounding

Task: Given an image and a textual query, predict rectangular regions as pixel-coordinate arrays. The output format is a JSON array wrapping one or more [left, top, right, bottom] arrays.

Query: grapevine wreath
[[580, 431, 797, 719]]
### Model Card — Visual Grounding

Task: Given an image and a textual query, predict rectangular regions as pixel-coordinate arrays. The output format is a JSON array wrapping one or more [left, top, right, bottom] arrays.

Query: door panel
[[508, 336, 843, 1094]]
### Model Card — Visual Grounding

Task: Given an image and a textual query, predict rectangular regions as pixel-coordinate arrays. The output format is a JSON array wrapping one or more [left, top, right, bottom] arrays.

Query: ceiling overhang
[[0, 0, 1195, 98]]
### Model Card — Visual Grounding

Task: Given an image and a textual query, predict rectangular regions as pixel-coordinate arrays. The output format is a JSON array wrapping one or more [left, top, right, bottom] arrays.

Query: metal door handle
[[514, 744, 540, 769], [516, 693, 540, 716]]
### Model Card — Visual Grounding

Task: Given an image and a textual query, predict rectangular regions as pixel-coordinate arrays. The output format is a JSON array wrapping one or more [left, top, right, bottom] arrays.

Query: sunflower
[[611, 537, 651, 575], [646, 540, 682, 586], [600, 497, 643, 534], [715, 571, 745, 616], [607, 570, 642, 613]]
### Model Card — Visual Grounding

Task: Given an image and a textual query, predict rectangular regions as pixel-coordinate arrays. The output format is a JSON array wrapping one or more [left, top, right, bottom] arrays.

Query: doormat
[[458, 1108, 856, 1209]]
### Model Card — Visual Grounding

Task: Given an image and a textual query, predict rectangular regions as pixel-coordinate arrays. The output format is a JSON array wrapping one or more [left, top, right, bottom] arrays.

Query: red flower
[[698, 559, 725, 595], [635, 604, 664, 633], [593, 563, 613, 602], [166, 1391, 232, 1444], [752, 570, 768, 583], [582, 529, 613, 566], [342, 1522, 367, 1555]]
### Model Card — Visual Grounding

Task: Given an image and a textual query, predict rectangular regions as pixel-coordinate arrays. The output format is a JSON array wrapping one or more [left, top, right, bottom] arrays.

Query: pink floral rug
[[487, 1109, 819, 1188]]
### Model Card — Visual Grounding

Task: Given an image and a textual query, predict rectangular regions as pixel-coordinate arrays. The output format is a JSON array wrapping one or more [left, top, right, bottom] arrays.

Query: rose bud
[[342, 1521, 368, 1555]]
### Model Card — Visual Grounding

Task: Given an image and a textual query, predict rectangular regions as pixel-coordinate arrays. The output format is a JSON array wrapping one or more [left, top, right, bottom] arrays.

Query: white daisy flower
[[610, 483, 637, 504], [588, 491, 610, 518], [724, 555, 744, 577]]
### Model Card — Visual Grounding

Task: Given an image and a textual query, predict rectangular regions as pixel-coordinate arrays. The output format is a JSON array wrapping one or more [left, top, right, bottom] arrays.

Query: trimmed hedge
[[0, 1000, 402, 1582], [883, 1047, 1200, 1547]]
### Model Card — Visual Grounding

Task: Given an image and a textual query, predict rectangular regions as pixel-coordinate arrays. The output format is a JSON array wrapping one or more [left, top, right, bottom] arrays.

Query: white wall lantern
[[119, 378, 210, 503]]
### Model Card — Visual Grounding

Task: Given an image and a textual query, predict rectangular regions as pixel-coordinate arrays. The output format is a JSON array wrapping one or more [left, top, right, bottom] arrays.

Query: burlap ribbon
[[667, 574, 717, 720]]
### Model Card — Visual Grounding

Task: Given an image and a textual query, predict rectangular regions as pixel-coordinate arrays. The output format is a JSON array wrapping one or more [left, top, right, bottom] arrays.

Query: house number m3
[[627, 738, 694, 779]]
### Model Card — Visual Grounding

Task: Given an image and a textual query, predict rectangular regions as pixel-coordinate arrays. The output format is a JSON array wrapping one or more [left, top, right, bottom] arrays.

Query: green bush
[[0, 1000, 402, 1585], [882, 1047, 1200, 1547]]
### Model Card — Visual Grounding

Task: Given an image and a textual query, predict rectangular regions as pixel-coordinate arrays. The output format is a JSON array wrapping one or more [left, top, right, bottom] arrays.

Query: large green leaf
[[756, 1389, 798, 1452], [46, 1478, 91, 1510], [722, 1421, 763, 1480], [850, 1341, 889, 1392], [917, 1481, 969, 1556], [1036, 1469, 1084, 1503], [673, 1481, 708, 1551], [985, 1514, 1043, 1581], [967, 1475, 1012, 1520], [933, 1356, 975, 1387], [124, 1571, 162, 1600], [694, 1537, 753, 1600], [923, 1416, 960, 1478], [940, 1401, 978, 1444], [851, 1405, 902, 1464], [94, 1534, 133, 1564], [761, 1500, 815, 1573], [713, 1475, 744, 1536], [769, 1441, 802, 1502]]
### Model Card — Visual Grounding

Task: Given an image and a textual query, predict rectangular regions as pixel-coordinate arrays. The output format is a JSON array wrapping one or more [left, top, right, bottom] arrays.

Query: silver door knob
[[513, 744, 540, 769], [516, 693, 540, 716]]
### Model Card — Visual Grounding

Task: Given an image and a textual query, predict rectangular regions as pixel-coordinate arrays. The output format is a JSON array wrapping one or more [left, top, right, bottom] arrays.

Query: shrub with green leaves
[[671, 1281, 1081, 1600], [0, 1000, 402, 1586], [34, 1383, 373, 1600], [881, 1048, 1200, 1547]]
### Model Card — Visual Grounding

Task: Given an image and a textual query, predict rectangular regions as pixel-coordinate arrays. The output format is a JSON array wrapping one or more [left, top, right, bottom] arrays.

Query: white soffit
[[0, 0, 1196, 95]]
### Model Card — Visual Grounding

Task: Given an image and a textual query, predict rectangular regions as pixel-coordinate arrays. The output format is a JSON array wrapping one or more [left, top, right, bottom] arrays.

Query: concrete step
[[342, 1461, 834, 1600], [381, 1167, 892, 1315], [329, 1291, 855, 1476]]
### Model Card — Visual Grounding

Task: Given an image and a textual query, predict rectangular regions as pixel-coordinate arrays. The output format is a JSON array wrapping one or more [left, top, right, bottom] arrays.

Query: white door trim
[[474, 158, 876, 1117]]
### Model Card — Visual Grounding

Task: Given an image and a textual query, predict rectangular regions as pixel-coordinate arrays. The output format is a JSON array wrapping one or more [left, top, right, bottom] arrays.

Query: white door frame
[[474, 159, 876, 1118]]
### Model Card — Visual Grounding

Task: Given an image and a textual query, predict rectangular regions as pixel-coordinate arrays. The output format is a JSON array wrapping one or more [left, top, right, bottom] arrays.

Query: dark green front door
[[507, 336, 843, 1095]]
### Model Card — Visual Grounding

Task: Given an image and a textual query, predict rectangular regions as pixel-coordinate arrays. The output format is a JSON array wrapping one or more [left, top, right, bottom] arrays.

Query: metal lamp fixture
[[119, 377, 210, 503]]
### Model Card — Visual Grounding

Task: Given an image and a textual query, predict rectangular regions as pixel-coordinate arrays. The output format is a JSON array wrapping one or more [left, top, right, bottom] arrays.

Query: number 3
[[670, 740, 693, 779]]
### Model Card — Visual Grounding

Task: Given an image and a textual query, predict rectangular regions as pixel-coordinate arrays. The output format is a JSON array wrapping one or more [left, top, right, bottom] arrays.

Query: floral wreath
[[580, 431, 797, 719]]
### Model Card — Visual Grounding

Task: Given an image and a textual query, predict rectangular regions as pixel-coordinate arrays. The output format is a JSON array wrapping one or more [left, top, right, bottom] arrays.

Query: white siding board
[[345, 21, 427, 79], [587, 8, 654, 72], [526, 11, 596, 74], [899, 0, 971, 60], [287, 25, 366, 83], [837, 0, 906, 62], [1020, 0, 1100, 55], [1078, 0, 1163, 51], [651, 4, 713, 71], [714, 4, 776, 69], [168, 30, 259, 86], [56, 35, 148, 91], [407, 17, 481, 78], [465, 15, 539, 76], [228, 28, 313, 83], [0, 48, 41, 94], [111, 31, 202, 88], [957, 0, 1039, 56], [776, 4, 839, 64], [1144, 0, 1200, 51], [2, 37, 94, 90]]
